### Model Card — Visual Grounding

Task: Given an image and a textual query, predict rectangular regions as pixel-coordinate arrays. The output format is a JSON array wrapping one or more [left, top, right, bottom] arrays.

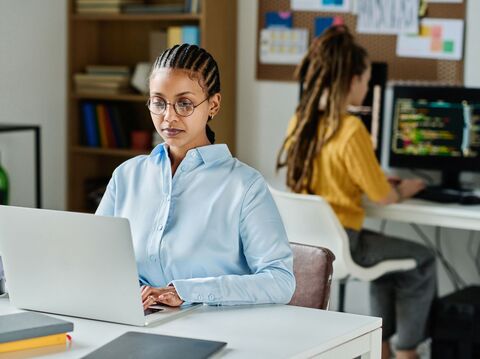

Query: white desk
[[0, 298, 382, 359], [364, 199, 480, 231]]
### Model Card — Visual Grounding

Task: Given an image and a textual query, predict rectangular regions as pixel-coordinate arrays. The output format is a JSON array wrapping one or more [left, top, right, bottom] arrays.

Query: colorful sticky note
[[431, 26, 443, 38], [420, 25, 430, 37], [443, 40, 454, 53], [431, 38, 442, 52]]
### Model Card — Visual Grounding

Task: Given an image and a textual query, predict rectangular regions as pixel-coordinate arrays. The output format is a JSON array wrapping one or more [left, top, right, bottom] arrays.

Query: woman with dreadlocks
[[277, 26, 436, 359], [97, 44, 295, 309]]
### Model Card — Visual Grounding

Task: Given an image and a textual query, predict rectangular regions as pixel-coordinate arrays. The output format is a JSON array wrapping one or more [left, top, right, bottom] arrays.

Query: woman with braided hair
[[97, 44, 295, 310], [277, 25, 436, 359]]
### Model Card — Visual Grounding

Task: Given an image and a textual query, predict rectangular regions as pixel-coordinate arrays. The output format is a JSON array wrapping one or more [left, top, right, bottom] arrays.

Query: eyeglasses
[[146, 97, 209, 117]]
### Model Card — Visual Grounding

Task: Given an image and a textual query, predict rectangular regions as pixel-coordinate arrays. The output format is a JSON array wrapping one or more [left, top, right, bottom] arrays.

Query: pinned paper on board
[[291, 0, 351, 13], [356, 0, 419, 35], [315, 16, 344, 36], [396, 18, 464, 60], [427, 0, 462, 3], [265, 11, 293, 28], [260, 28, 309, 65]]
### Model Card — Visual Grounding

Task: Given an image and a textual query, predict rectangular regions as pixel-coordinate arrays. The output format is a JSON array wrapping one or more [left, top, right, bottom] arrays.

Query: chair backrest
[[288, 242, 335, 310], [270, 186, 352, 280]]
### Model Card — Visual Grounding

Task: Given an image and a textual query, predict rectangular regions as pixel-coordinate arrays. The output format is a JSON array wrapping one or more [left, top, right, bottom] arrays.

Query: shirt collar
[[195, 144, 231, 165], [150, 143, 231, 165]]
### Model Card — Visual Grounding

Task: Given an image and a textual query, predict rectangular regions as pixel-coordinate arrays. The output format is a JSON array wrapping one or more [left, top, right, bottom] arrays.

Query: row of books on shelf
[[150, 26, 200, 59], [75, 0, 200, 14], [81, 102, 131, 148]]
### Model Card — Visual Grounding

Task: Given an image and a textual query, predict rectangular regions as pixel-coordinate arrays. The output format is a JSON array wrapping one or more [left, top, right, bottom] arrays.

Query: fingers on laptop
[[157, 292, 183, 307]]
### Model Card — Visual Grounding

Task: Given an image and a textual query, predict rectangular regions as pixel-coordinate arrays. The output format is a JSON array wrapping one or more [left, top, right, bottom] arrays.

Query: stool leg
[[338, 280, 347, 312]]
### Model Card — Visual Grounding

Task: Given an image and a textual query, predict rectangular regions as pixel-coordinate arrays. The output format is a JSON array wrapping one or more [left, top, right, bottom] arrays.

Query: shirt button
[[208, 294, 215, 301], [158, 225, 163, 231], [181, 165, 187, 171], [192, 152, 197, 157], [149, 255, 155, 261]]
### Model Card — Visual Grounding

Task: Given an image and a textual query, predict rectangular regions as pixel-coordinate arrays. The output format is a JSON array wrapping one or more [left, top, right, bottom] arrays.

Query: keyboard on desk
[[414, 187, 480, 205]]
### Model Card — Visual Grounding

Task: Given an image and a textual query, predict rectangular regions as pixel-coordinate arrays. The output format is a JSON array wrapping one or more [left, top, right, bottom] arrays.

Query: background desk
[[0, 298, 381, 359], [364, 199, 480, 231]]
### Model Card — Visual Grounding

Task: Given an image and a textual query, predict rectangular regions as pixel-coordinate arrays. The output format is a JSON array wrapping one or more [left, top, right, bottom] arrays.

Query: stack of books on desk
[[76, 0, 144, 14], [74, 65, 131, 95], [0, 312, 73, 353]]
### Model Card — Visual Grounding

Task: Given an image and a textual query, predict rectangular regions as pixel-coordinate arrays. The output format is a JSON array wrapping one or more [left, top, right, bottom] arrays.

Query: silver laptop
[[0, 205, 199, 326]]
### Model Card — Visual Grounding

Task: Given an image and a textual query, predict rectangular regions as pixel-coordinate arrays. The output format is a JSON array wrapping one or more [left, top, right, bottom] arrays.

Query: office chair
[[270, 186, 416, 312], [288, 242, 335, 310]]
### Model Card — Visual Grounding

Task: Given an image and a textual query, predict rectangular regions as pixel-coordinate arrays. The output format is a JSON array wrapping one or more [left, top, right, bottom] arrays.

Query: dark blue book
[[81, 331, 226, 359], [82, 102, 100, 147], [0, 312, 73, 343], [108, 105, 128, 148]]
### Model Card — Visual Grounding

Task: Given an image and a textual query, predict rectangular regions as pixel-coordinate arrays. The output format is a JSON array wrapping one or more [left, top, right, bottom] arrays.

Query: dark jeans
[[346, 228, 437, 350]]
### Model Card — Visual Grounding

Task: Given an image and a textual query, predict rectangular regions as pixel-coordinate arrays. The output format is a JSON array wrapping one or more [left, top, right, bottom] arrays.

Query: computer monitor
[[389, 85, 480, 190]]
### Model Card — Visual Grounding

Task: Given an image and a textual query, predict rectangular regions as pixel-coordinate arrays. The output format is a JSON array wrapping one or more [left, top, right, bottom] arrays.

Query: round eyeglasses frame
[[146, 97, 209, 117]]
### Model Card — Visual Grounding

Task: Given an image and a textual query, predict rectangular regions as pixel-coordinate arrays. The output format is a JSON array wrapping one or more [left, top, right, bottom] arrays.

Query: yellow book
[[0, 333, 66, 353], [167, 26, 182, 48]]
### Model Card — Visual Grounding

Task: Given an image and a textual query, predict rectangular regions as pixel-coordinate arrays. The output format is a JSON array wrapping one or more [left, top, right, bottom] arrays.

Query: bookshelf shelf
[[72, 14, 201, 22], [71, 146, 148, 157], [72, 93, 148, 102], [67, 0, 237, 212]]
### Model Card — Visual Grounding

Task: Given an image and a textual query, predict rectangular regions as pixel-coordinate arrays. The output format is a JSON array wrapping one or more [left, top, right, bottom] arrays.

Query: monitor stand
[[435, 171, 472, 193]]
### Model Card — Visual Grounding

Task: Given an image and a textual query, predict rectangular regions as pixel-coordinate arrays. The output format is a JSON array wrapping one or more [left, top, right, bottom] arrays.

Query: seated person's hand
[[397, 178, 426, 199], [141, 285, 184, 309], [387, 175, 402, 186]]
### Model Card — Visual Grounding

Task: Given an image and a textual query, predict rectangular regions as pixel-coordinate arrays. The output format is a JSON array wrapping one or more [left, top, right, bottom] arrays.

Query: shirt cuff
[[170, 279, 223, 305]]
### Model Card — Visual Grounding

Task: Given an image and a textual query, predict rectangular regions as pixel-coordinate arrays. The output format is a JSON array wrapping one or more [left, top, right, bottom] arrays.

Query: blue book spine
[[82, 102, 99, 147], [182, 26, 199, 46]]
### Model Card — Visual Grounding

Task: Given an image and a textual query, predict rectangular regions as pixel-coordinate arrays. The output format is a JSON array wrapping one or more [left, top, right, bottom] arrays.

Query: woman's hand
[[397, 178, 426, 200], [387, 175, 402, 186], [376, 178, 426, 205], [141, 285, 184, 309]]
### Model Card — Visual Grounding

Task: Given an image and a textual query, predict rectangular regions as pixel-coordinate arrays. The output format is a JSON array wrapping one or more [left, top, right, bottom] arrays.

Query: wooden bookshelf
[[71, 93, 148, 102], [72, 14, 201, 21], [67, 0, 237, 212]]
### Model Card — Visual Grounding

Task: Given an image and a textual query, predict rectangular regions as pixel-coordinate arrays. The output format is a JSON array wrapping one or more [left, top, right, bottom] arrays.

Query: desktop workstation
[[367, 84, 480, 227]]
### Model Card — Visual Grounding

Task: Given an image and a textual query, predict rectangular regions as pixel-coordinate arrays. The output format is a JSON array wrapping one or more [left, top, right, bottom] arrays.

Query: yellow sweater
[[287, 115, 391, 230]]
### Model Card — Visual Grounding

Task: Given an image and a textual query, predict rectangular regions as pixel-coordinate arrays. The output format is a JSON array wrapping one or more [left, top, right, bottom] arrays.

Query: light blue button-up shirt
[[96, 143, 295, 305]]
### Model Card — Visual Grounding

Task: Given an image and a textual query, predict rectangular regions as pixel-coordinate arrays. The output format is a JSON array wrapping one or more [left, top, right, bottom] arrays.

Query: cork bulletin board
[[257, 0, 466, 84]]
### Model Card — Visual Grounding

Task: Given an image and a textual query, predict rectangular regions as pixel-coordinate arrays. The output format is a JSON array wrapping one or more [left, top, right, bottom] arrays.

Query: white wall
[[0, 1, 66, 210], [464, 0, 480, 87], [236, 0, 480, 314]]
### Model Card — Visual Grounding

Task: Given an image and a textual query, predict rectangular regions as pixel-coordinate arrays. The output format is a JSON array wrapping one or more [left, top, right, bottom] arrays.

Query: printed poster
[[291, 0, 351, 13], [260, 28, 309, 65], [396, 18, 464, 60], [356, 0, 419, 35]]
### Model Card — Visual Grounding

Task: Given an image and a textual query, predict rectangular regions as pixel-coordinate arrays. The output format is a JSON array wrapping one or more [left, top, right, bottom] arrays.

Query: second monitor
[[389, 85, 480, 190]]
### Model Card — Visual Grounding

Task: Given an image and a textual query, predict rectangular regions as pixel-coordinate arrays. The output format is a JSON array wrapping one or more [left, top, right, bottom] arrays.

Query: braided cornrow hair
[[276, 25, 368, 193], [150, 43, 221, 143]]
